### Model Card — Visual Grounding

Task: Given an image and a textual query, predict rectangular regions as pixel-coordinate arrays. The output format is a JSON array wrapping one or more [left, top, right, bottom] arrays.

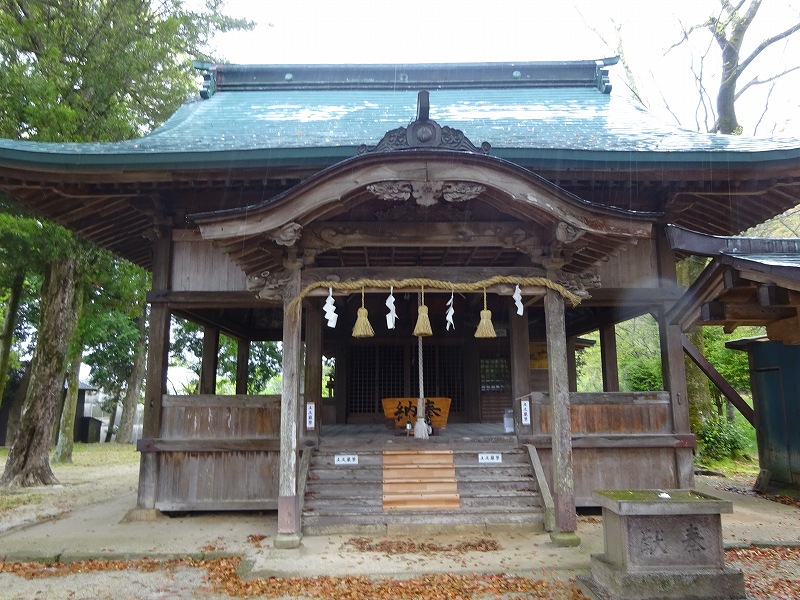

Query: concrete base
[[120, 508, 165, 523], [273, 532, 303, 549], [590, 554, 746, 600], [549, 531, 581, 547]]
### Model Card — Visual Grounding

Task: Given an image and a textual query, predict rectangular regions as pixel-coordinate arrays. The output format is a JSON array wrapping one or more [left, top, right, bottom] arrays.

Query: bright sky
[[210, 0, 800, 137]]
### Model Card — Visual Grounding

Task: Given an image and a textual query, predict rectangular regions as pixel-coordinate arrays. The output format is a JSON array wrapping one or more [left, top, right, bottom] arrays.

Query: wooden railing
[[137, 394, 282, 511]]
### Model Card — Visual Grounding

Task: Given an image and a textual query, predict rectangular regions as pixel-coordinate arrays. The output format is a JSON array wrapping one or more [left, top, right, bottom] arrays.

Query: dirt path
[[0, 452, 139, 534]]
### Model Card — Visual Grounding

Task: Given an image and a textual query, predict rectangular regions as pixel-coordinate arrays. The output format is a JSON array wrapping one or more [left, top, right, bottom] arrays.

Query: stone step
[[302, 508, 545, 534]]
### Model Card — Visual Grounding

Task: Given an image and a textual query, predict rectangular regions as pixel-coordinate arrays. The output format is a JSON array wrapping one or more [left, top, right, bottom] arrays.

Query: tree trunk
[[104, 398, 118, 443], [115, 307, 147, 444], [1, 255, 79, 488], [0, 271, 24, 399], [716, 43, 741, 134], [52, 352, 82, 463], [5, 362, 30, 445]]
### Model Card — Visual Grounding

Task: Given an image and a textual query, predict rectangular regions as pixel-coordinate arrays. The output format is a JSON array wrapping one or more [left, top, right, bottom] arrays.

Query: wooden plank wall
[[147, 395, 281, 511], [536, 447, 679, 506], [170, 236, 247, 292], [594, 239, 658, 288], [516, 391, 691, 505], [527, 391, 672, 435]]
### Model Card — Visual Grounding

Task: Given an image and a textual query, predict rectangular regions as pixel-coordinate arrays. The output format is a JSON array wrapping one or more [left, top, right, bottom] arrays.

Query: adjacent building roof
[[666, 226, 800, 343]]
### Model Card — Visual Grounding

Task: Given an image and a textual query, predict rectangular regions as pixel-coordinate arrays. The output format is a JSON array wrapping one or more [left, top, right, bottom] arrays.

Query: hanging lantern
[[413, 286, 433, 337], [474, 288, 496, 338], [352, 287, 374, 338]]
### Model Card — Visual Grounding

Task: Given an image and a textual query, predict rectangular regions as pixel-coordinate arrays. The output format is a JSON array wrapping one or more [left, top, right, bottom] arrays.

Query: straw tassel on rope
[[351, 287, 374, 338], [413, 286, 433, 337], [474, 287, 496, 338]]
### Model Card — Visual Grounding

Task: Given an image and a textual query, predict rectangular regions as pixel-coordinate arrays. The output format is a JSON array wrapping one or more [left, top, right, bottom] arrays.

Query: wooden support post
[[544, 288, 579, 546], [600, 324, 620, 392], [276, 265, 303, 549], [138, 225, 172, 511], [509, 309, 531, 400], [199, 326, 219, 395], [334, 339, 347, 425], [304, 300, 322, 441], [657, 228, 693, 489], [235, 339, 249, 395], [567, 337, 578, 393]]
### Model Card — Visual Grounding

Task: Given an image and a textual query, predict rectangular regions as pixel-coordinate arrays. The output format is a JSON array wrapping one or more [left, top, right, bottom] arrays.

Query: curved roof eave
[[2, 144, 800, 176], [190, 150, 657, 241]]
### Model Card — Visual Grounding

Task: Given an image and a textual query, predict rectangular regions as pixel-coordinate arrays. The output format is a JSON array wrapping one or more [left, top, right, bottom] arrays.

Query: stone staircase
[[302, 439, 545, 534]]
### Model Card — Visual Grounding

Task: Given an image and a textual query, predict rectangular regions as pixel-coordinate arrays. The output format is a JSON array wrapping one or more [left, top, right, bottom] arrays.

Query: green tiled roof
[[1, 61, 799, 171]]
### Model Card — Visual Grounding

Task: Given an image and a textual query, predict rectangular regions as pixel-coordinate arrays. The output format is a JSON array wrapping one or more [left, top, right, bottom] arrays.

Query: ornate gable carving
[[358, 90, 491, 155], [367, 180, 485, 207]]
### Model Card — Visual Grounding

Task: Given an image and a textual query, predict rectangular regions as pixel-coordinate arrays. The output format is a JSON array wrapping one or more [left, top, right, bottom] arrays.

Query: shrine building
[[1, 58, 799, 547]]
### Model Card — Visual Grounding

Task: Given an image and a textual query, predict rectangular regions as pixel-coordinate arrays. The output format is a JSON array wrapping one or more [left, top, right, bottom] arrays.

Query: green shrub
[[696, 415, 747, 461]]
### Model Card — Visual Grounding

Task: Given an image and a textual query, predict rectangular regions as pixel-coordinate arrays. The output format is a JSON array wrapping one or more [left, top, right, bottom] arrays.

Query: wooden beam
[[236, 339, 250, 395], [303, 221, 544, 249], [700, 301, 796, 324], [599, 324, 619, 392], [757, 284, 790, 307], [656, 227, 692, 488], [304, 300, 323, 438], [137, 438, 281, 453], [681, 334, 755, 427], [278, 265, 302, 542], [544, 288, 577, 538], [139, 223, 172, 510], [510, 310, 531, 399], [200, 326, 219, 395]]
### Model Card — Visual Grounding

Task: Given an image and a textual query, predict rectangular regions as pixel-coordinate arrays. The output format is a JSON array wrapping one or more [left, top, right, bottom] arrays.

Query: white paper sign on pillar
[[521, 399, 531, 425], [306, 402, 315, 430]]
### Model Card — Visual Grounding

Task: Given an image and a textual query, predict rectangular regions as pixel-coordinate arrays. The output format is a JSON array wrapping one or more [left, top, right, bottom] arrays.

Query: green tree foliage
[[1, 0, 252, 486], [616, 315, 663, 392], [0, 0, 251, 141], [169, 317, 281, 394], [696, 414, 748, 461]]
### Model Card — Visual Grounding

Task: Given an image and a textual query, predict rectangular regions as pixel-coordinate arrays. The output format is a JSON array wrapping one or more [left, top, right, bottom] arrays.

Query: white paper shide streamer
[[513, 284, 524, 316], [385, 286, 398, 329], [324, 287, 338, 328], [445, 291, 455, 330]]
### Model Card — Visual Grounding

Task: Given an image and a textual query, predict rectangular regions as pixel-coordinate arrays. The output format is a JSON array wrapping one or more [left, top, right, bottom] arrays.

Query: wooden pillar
[[235, 339, 249, 395], [199, 326, 219, 395], [656, 228, 693, 489], [544, 288, 579, 545], [276, 264, 302, 548], [567, 337, 578, 393], [303, 301, 323, 441], [464, 338, 480, 423], [600, 324, 620, 392], [334, 339, 347, 425], [509, 310, 531, 400], [138, 226, 172, 510]]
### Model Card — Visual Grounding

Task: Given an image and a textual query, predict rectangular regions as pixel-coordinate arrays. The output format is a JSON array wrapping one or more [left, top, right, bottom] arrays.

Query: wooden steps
[[382, 450, 460, 511], [302, 442, 545, 533]]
